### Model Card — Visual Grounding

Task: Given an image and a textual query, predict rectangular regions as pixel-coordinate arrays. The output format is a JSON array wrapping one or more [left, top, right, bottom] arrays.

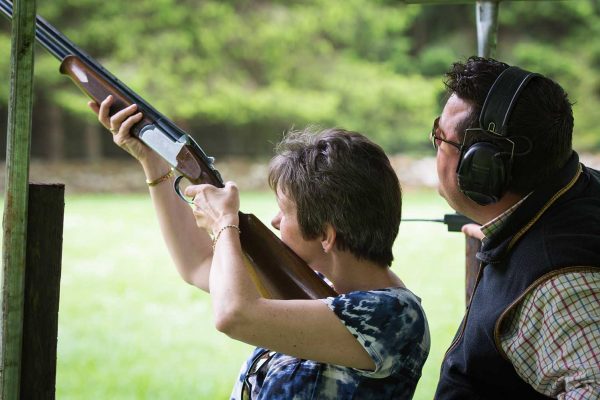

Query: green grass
[[4, 188, 466, 399]]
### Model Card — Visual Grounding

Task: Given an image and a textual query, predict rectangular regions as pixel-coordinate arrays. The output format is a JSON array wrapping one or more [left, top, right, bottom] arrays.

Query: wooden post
[[20, 183, 64, 399], [1, 0, 37, 398]]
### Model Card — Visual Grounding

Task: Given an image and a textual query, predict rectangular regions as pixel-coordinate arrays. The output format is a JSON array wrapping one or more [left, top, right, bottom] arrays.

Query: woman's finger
[[118, 112, 144, 136], [191, 207, 211, 230], [224, 181, 238, 193], [97, 95, 113, 126], [109, 104, 138, 132], [184, 184, 205, 198], [87, 100, 100, 115]]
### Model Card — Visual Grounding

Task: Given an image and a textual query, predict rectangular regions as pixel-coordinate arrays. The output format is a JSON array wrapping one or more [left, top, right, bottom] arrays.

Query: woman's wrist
[[141, 158, 173, 184], [212, 214, 240, 236], [211, 224, 241, 250], [146, 169, 174, 187]]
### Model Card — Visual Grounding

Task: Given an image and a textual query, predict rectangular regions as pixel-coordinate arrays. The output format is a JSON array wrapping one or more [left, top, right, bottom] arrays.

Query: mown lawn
[[5, 188, 466, 399]]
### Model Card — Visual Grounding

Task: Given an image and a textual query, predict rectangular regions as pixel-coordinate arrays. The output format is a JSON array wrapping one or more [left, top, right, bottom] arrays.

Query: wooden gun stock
[[59, 55, 337, 301], [238, 213, 337, 299]]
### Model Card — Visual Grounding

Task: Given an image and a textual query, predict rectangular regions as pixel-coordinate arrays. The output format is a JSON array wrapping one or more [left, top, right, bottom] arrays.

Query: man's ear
[[321, 224, 336, 253]]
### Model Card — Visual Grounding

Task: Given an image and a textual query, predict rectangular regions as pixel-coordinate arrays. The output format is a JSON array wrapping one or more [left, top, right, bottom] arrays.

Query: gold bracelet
[[146, 169, 174, 187], [212, 224, 241, 250]]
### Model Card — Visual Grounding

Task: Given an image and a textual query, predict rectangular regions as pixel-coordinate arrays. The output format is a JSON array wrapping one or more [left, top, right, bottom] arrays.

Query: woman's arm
[[89, 96, 213, 291], [186, 183, 376, 370]]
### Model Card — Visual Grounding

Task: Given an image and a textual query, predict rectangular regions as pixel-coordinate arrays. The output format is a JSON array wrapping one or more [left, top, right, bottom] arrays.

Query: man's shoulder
[[500, 268, 600, 333]]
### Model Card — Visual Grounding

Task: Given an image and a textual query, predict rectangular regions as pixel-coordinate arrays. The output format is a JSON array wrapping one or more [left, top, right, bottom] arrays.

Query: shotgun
[[0, 0, 336, 300]]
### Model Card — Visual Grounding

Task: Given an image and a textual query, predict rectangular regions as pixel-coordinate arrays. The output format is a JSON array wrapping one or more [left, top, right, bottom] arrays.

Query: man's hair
[[268, 128, 401, 267], [444, 56, 574, 195]]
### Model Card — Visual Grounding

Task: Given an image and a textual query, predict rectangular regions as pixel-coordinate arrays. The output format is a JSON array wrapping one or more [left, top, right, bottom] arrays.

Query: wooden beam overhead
[[402, 0, 563, 4]]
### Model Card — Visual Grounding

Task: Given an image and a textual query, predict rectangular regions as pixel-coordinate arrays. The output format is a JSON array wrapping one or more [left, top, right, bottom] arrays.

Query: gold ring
[[110, 128, 118, 135]]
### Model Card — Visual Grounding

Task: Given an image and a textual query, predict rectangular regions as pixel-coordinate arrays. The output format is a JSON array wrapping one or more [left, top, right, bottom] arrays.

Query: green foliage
[[417, 45, 458, 77], [316, 61, 440, 152], [420, 0, 600, 151], [499, 0, 595, 35], [1, 0, 599, 155]]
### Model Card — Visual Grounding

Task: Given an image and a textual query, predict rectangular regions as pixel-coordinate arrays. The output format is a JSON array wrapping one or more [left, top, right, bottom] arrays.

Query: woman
[[90, 96, 430, 399]]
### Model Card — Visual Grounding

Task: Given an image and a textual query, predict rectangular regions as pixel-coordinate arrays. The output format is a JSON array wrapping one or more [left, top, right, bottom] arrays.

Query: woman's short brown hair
[[268, 127, 401, 267]]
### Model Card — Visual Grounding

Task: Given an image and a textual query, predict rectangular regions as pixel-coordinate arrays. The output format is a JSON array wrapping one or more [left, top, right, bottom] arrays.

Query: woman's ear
[[321, 224, 336, 253]]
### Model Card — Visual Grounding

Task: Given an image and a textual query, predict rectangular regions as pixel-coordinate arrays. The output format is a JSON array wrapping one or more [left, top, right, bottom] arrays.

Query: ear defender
[[456, 66, 539, 205], [457, 142, 509, 205]]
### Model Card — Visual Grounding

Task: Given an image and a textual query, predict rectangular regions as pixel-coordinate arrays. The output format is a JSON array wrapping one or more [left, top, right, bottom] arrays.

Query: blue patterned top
[[230, 287, 430, 399]]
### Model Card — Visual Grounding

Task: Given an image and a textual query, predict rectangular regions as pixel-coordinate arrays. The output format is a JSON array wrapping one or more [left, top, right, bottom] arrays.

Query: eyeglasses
[[241, 349, 276, 400], [430, 117, 462, 151]]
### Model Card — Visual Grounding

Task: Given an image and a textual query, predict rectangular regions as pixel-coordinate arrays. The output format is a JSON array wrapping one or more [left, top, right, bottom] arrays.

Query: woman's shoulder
[[324, 287, 424, 317], [323, 286, 428, 344], [323, 286, 430, 380]]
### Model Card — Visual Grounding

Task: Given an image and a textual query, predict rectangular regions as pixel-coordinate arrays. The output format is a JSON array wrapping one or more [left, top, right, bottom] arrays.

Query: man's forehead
[[440, 94, 472, 134]]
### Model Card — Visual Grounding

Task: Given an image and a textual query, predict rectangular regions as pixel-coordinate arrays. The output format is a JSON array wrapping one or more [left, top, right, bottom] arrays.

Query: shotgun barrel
[[0, 0, 337, 300]]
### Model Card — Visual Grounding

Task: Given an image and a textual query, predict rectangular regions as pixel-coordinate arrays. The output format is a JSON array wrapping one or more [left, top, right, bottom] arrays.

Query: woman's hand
[[185, 182, 240, 234], [88, 95, 157, 163]]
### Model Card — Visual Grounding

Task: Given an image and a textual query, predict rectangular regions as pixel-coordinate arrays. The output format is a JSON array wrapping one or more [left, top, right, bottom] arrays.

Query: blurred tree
[[498, 0, 600, 150], [0, 0, 598, 160], [409, 0, 600, 151]]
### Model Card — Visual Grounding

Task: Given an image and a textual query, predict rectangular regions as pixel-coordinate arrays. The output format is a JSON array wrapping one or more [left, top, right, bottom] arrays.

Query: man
[[432, 57, 600, 399]]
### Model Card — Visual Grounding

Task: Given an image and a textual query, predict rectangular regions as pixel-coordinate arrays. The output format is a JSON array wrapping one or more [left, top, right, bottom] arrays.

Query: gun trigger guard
[[174, 175, 195, 205]]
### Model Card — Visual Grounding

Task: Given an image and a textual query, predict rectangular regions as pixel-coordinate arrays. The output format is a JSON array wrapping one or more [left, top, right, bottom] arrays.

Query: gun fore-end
[[59, 55, 219, 185], [59, 55, 153, 136]]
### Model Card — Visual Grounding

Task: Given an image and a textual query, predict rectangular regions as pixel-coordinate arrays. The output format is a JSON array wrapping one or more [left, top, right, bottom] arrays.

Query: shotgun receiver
[[0, 0, 337, 300]]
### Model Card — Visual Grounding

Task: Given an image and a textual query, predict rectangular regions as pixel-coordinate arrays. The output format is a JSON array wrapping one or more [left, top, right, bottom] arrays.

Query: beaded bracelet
[[146, 169, 174, 187], [212, 224, 241, 250]]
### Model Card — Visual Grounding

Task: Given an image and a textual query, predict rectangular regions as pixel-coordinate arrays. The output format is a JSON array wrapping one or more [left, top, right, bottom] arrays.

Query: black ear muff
[[456, 66, 539, 205], [457, 142, 509, 205]]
